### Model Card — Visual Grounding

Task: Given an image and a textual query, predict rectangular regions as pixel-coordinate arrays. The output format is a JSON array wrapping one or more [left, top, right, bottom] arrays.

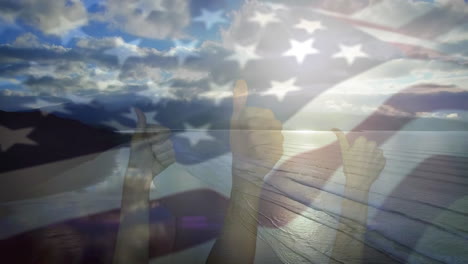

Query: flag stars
[[283, 38, 319, 64], [181, 123, 215, 147], [170, 40, 199, 65], [105, 38, 143, 66], [261, 78, 301, 101], [193, 9, 228, 30], [333, 44, 368, 65], [249, 11, 280, 28], [199, 81, 234, 105], [0, 126, 38, 152], [123, 110, 159, 124], [295, 19, 325, 34], [226, 44, 260, 69]]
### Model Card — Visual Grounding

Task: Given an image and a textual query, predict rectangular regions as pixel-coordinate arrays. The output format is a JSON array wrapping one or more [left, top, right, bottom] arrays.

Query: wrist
[[344, 186, 370, 203], [231, 174, 262, 196], [123, 169, 153, 193]]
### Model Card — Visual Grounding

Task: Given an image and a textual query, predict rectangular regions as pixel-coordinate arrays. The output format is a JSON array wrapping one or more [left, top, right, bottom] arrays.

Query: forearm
[[331, 185, 370, 263], [206, 178, 261, 264], [113, 168, 153, 264]]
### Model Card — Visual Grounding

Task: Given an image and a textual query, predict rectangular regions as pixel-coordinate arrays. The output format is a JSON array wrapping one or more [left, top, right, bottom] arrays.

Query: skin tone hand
[[333, 128, 385, 192], [113, 108, 175, 264], [230, 80, 283, 190], [330, 128, 386, 263], [206, 80, 283, 264]]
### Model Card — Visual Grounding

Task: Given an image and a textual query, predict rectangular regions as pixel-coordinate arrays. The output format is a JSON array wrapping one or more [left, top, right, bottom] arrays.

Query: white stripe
[[351, 0, 436, 28]]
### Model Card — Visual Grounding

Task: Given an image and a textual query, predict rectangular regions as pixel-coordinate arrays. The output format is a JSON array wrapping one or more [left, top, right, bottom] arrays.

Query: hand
[[230, 80, 283, 190], [333, 128, 385, 191], [128, 108, 175, 182]]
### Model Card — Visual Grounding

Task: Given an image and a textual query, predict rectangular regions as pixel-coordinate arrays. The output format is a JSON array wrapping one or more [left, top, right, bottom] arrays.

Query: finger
[[332, 128, 350, 151], [156, 151, 175, 162], [232, 80, 248, 124], [144, 124, 171, 134], [375, 149, 383, 156], [145, 125, 172, 143], [158, 150, 176, 164], [143, 134, 171, 147], [366, 140, 377, 152], [152, 141, 173, 155], [354, 136, 366, 150], [242, 107, 275, 120], [248, 131, 283, 146], [134, 107, 147, 129], [161, 157, 176, 167], [246, 117, 282, 130]]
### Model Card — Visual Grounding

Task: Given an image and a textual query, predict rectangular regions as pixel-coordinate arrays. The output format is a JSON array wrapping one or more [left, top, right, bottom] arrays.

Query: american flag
[[0, 0, 467, 263]]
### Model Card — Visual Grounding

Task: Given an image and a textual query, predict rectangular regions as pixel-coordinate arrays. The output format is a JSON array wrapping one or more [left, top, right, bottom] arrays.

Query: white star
[[105, 110, 158, 131], [61, 27, 89, 45], [199, 81, 234, 105], [193, 9, 227, 30], [226, 44, 260, 69], [181, 123, 215, 147], [105, 38, 143, 65], [122, 110, 158, 124], [332, 44, 368, 65], [0, 126, 38, 152], [295, 19, 325, 34], [170, 40, 199, 65], [136, 81, 172, 104], [249, 11, 280, 27], [261, 78, 301, 101], [283, 38, 319, 64]]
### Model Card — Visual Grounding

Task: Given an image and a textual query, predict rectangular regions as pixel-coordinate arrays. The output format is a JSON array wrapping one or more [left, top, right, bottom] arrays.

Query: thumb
[[231, 80, 248, 126], [332, 128, 350, 152], [134, 107, 147, 130]]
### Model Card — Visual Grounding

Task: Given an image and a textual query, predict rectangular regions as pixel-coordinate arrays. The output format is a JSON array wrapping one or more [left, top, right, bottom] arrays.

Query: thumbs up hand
[[333, 128, 386, 191], [128, 108, 175, 185], [230, 80, 284, 191]]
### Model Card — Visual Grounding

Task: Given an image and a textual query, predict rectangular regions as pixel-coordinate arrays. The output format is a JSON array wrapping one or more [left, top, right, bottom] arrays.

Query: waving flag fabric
[[0, 0, 467, 263]]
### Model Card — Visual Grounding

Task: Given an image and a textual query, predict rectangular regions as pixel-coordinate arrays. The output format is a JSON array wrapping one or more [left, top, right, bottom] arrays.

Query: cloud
[[446, 112, 459, 119], [102, 0, 191, 39], [0, 0, 88, 36], [438, 23, 468, 44], [415, 111, 462, 120], [11, 33, 41, 48], [0, 0, 467, 113]]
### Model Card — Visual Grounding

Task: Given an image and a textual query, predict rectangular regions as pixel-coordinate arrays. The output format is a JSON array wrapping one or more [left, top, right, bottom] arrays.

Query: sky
[[0, 0, 467, 126]]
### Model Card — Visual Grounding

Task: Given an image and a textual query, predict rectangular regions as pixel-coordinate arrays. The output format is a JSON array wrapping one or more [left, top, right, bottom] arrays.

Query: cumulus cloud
[[0, 0, 467, 117], [11, 33, 41, 48], [102, 0, 191, 39], [0, 0, 88, 35]]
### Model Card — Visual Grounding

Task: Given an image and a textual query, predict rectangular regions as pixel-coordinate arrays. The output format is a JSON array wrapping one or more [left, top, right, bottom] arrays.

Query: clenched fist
[[230, 80, 284, 190]]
